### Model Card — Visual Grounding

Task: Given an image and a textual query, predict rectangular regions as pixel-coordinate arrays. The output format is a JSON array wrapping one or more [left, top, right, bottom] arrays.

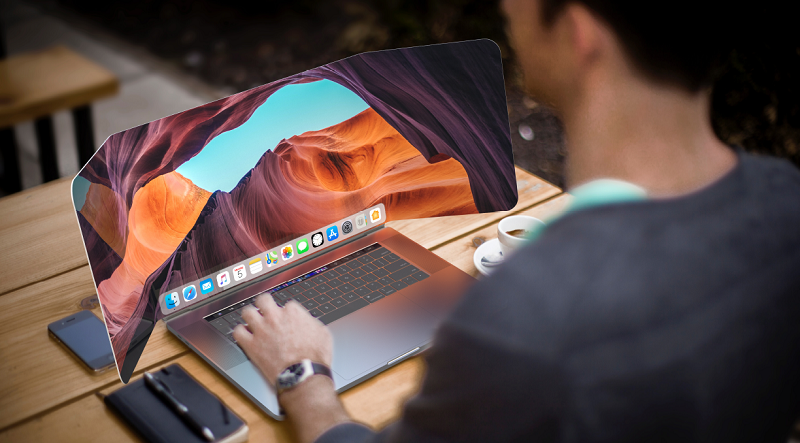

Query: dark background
[[51, 0, 799, 188]]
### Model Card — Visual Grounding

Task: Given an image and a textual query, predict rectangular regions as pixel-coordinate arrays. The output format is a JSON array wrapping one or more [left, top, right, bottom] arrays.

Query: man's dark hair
[[539, 1, 738, 92]]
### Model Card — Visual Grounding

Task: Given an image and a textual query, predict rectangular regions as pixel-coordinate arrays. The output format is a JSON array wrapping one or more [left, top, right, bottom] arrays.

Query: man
[[233, 0, 800, 441]]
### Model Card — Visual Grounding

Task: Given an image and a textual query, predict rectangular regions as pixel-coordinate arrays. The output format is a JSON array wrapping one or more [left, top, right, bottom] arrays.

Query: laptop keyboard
[[205, 243, 430, 343]]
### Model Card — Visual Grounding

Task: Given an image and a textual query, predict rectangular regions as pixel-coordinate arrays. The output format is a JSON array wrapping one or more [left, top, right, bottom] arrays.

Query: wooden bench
[[0, 44, 119, 194]]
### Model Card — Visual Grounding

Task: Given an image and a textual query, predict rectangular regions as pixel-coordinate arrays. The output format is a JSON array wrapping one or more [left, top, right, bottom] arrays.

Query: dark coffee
[[505, 229, 530, 239]]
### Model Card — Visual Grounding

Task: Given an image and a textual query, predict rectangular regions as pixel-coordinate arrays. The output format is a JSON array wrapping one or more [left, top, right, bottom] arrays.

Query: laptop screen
[[72, 39, 518, 383]]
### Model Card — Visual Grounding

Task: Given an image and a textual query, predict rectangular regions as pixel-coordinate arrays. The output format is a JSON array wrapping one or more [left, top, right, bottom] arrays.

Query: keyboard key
[[362, 273, 377, 283], [358, 255, 374, 264], [309, 308, 323, 318], [361, 263, 377, 273], [389, 265, 417, 281], [343, 292, 359, 302], [324, 268, 340, 278], [299, 280, 316, 290], [373, 268, 389, 278], [209, 318, 233, 334], [379, 286, 397, 296], [368, 248, 391, 259], [339, 283, 355, 293], [364, 292, 385, 303], [327, 278, 344, 287], [331, 297, 347, 308], [354, 287, 371, 297], [304, 288, 321, 298], [336, 263, 352, 273], [351, 278, 366, 287], [384, 259, 409, 273], [372, 258, 389, 268], [314, 294, 331, 304], [385, 254, 400, 262], [365, 281, 383, 292], [303, 300, 319, 309], [338, 274, 354, 283], [390, 281, 408, 291], [311, 275, 328, 285], [326, 288, 344, 298], [275, 290, 293, 301], [287, 286, 303, 295], [350, 269, 366, 278], [293, 294, 308, 303], [319, 303, 335, 313], [377, 277, 393, 286], [318, 299, 369, 325], [228, 312, 245, 325], [316, 283, 332, 293], [413, 271, 430, 281], [402, 276, 417, 286]]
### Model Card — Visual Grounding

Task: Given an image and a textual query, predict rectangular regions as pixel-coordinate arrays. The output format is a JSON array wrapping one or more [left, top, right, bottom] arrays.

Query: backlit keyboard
[[205, 243, 429, 342]]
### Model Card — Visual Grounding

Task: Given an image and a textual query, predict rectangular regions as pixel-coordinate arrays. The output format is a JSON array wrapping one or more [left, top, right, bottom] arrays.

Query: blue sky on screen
[[176, 79, 370, 192]]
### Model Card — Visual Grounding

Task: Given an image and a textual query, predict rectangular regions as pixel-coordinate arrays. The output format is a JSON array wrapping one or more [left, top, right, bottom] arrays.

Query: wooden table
[[0, 167, 570, 442]]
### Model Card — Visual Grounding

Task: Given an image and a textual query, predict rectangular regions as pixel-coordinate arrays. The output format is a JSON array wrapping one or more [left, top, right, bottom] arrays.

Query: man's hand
[[233, 296, 351, 443], [233, 295, 332, 385]]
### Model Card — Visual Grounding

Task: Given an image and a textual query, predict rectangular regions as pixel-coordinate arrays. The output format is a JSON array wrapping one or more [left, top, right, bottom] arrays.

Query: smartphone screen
[[49, 310, 115, 371]]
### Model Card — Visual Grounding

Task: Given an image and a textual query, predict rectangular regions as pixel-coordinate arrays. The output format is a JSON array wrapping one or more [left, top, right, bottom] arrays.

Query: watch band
[[275, 359, 332, 394]]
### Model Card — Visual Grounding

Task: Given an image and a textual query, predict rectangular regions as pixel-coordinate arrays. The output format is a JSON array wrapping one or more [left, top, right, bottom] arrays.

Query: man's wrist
[[278, 375, 351, 443]]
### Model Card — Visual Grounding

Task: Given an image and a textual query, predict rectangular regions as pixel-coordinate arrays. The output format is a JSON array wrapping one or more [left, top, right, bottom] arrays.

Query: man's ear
[[563, 3, 606, 71]]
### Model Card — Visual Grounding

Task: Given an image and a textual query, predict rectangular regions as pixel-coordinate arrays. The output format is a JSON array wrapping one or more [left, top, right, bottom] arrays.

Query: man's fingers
[[254, 294, 281, 324], [285, 300, 310, 318], [240, 305, 263, 330], [232, 324, 252, 346]]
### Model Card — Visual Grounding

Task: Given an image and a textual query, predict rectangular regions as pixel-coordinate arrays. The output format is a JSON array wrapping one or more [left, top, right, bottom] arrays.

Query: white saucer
[[473, 238, 504, 277]]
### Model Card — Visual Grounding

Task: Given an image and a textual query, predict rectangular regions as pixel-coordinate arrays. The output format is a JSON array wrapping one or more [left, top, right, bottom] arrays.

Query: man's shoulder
[[446, 153, 800, 355]]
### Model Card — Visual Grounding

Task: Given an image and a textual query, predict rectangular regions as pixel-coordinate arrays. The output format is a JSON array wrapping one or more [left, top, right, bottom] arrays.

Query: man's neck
[[561, 74, 737, 198]]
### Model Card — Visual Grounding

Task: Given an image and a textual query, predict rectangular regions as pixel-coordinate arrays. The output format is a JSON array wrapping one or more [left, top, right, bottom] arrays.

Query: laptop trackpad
[[328, 292, 437, 380]]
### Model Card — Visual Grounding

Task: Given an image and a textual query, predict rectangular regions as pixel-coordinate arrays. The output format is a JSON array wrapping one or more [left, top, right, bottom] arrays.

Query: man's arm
[[233, 297, 352, 443], [233, 286, 567, 443]]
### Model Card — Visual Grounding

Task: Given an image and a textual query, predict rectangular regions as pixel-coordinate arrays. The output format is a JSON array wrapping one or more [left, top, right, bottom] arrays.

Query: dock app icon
[[370, 207, 382, 224], [165, 292, 180, 309], [200, 278, 214, 295], [355, 214, 367, 230], [267, 251, 278, 266], [217, 271, 230, 287], [249, 258, 263, 274], [233, 265, 246, 281], [297, 238, 309, 254], [183, 285, 197, 301], [327, 225, 339, 241]]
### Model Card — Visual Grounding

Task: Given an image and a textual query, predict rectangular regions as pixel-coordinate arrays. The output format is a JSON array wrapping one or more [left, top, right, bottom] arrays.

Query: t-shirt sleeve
[[315, 320, 567, 443]]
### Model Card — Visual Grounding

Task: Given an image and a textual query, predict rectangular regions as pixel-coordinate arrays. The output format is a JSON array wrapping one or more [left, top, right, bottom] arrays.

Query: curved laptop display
[[71, 39, 517, 383]]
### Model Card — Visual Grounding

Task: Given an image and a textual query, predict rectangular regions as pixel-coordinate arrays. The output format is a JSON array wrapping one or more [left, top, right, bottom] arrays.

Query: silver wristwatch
[[276, 359, 332, 394]]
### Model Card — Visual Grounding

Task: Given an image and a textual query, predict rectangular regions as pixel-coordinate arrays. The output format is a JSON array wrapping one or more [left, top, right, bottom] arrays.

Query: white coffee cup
[[497, 215, 545, 257]]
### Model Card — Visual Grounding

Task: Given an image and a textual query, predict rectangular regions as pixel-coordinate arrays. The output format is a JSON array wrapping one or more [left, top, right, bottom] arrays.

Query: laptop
[[71, 39, 517, 419]]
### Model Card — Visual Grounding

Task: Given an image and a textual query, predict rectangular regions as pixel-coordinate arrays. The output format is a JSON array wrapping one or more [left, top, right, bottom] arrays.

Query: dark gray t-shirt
[[318, 151, 800, 443]]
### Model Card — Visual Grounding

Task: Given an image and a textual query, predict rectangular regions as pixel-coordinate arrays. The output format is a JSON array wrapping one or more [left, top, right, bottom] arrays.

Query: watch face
[[277, 362, 307, 389]]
